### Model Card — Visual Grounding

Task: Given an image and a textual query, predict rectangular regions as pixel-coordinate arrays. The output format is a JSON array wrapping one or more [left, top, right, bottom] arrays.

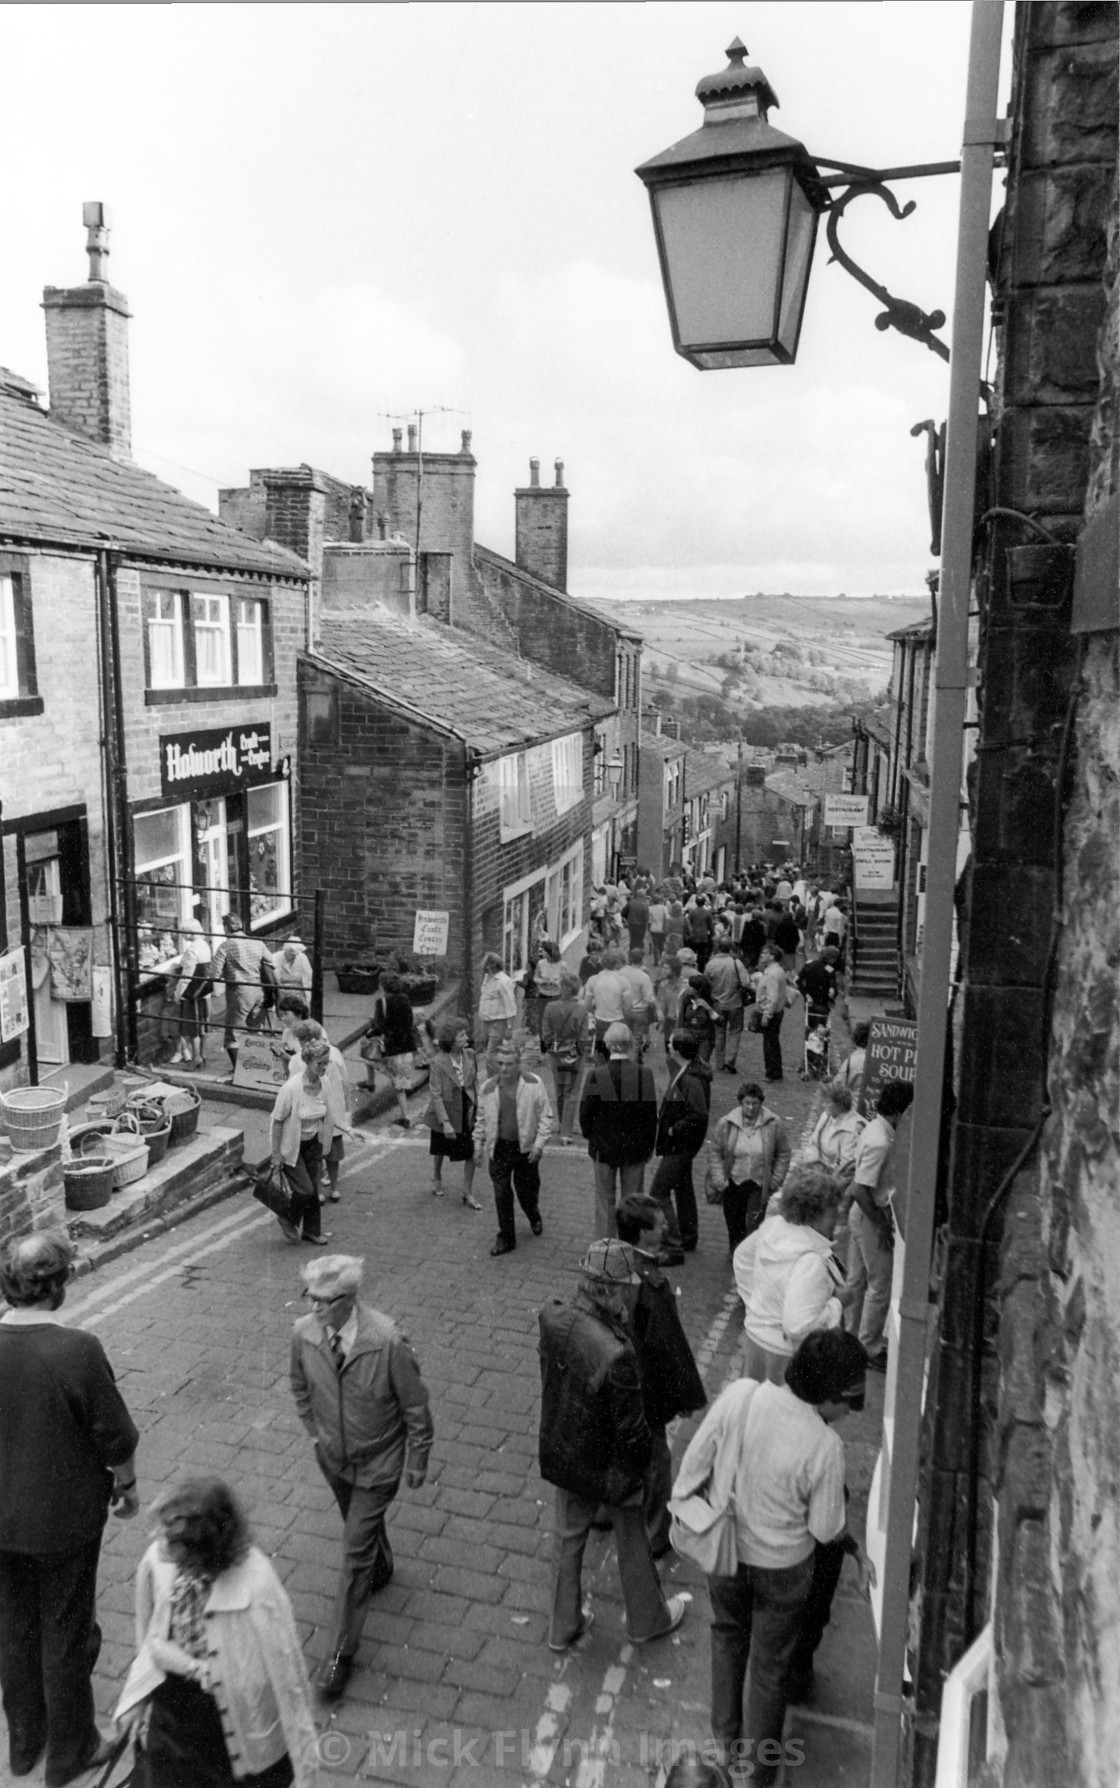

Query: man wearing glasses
[[290, 1254, 433, 1702]]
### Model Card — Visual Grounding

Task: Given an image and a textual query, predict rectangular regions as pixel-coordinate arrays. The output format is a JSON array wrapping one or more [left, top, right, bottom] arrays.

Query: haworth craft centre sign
[[160, 724, 274, 801]]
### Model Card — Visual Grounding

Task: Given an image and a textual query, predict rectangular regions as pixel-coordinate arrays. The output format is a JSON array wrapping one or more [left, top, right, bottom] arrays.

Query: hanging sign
[[0, 949, 30, 1042], [823, 793, 869, 828], [860, 1016, 918, 1115], [160, 723, 274, 801], [412, 911, 450, 957], [852, 826, 881, 850]]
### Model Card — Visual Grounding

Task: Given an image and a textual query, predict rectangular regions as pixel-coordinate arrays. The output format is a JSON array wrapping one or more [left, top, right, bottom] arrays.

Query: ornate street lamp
[[607, 753, 624, 798], [636, 38, 965, 369]]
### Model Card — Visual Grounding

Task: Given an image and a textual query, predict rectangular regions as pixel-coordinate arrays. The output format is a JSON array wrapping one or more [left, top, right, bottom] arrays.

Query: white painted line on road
[[72, 1211, 274, 1328], [525, 1681, 574, 1778], [69, 1202, 266, 1317]]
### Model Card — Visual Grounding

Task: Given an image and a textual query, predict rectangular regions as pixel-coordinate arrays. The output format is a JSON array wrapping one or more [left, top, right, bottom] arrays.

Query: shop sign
[[0, 948, 30, 1042], [412, 911, 450, 957], [852, 826, 881, 849], [823, 793, 869, 828], [860, 1017, 918, 1115], [160, 724, 274, 801]]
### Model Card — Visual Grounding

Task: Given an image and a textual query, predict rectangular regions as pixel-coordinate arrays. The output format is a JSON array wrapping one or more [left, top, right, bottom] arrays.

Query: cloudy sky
[[3, 3, 1012, 602]]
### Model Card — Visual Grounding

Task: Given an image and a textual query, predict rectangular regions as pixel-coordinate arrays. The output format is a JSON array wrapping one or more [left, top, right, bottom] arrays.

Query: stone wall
[[914, 7, 1118, 1785]]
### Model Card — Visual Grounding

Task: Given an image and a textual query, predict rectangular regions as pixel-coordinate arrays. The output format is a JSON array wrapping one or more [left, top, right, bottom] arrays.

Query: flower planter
[[403, 976, 438, 1007], [336, 964, 381, 996]]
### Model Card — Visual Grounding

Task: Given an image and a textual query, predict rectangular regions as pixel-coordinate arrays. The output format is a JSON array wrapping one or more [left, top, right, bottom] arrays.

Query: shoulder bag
[[250, 1163, 293, 1220], [667, 1381, 759, 1576]]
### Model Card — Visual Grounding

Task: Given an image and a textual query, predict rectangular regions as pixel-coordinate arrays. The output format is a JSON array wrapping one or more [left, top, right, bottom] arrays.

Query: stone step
[[63, 1122, 244, 1245]]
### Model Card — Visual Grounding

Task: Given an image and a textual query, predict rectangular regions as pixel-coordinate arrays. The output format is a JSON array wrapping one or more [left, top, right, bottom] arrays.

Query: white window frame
[[551, 732, 583, 816], [236, 598, 265, 686], [133, 804, 193, 970], [498, 751, 532, 842], [147, 590, 185, 690], [191, 592, 231, 686], [0, 576, 17, 699], [247, 780, 293, 929], [501, 866, 546, 975], [552, 841, 584, 949]]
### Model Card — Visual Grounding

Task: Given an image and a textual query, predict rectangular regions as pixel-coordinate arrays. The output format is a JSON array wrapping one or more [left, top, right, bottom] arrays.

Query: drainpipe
[[869, 6, 1004, 1785], [463, 750, 478, 1015], [98, 548, 139, 1062], [95, 549, 128, 1067]]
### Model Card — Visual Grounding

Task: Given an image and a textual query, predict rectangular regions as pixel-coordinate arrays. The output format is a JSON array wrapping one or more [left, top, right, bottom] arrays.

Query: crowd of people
[[0, 858, 914, 1787]]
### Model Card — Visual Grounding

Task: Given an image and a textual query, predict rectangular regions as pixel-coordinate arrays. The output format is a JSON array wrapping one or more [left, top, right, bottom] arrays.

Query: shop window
[[0, 570, 39, 709], [248, 781, 292, 929], [498, 752, 532, 842], [133, 805, 192, 970], [236, 599, 265, 685], [551, 733, 583, 815], [192, 593, 231, 685], [554, 844, 583, 946]]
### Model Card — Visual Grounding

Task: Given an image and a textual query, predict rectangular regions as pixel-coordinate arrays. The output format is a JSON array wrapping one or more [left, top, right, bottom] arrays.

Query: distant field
[[590, 593, 929, 709]]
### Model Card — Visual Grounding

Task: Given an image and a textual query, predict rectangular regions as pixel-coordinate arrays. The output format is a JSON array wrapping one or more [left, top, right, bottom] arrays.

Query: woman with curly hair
[[115, 1478, 317, 1787], [732, 1164, 855, 1383]]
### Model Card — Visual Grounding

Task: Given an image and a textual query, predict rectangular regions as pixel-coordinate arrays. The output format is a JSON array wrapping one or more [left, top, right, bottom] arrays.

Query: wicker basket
[[165, 1089, 201, 1146], [64, 1155, 115, 1210], [80, 1130, 149, 1190], [115, 1107, 171, 1167], [142, 1122, 172, 1167], [1, 1087, 66, 1153]]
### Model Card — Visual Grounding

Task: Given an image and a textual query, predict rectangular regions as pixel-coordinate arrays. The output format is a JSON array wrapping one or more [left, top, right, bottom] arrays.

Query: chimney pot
[[392, 427, 402, 452], [82, 201, 111, 282], [460, 429, 472, 454], [529, 458, 540, 488], [554, 459, 565, 488], [407, 424, 417, 452]]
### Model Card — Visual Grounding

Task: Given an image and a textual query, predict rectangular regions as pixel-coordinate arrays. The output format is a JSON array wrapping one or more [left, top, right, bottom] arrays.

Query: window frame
[[247, 780, 293, 930], [141, 576, 276, 703], [498, 751, 533, 842], [132, 803, 193, 974], [0, 560, 42, 716], [191, 592, 232, 687], [551, 732, 584, 816], [236, 597, 265, 687]]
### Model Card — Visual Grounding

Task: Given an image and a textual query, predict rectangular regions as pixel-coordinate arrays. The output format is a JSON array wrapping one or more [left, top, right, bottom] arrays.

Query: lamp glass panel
[[654, 168, 791, 352], [777, 180, 817, 356]]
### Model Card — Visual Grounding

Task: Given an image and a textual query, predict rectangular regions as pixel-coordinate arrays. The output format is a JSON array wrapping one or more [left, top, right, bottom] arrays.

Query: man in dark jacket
[[579, 1023, 659, 1238], [650, 1029, 711, 1257], [684, 896, 714, 970], [538, 1240, 687, 1651], [616, 1195, 707, 1554], [0, 1230, 139, 1787], [622, 889, 650, 958], [740, 905, 768, 970]]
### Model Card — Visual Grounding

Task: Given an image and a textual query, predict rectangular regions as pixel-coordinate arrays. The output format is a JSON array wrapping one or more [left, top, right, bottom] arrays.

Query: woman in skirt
[[424, 1018, 482, 1208]]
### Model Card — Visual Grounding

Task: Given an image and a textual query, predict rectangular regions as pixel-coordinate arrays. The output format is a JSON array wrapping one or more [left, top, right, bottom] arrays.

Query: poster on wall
[[91, 967, 114, 1039], [412, 911, 450, 957], [0, 949, 30, 1042], [46, 928, 94, 1001]]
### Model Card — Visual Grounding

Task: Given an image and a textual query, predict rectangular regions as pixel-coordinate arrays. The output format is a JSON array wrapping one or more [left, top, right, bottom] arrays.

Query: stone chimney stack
[[42, 203, 132, 460], [515, 455, 569, 591]]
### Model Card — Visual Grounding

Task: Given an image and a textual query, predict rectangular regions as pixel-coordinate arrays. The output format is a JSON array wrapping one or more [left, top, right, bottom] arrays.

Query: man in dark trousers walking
[[649, 1029, 711, 1258], [579, 1023, 659, 1239], [0, 1230, 139, 1787]]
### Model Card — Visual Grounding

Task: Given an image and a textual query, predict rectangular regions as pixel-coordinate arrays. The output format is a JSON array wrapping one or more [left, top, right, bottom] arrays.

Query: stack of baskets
[[1, 1087, 66, 1153], [162, 1088, 201, 1146], [79, 1129, 149, 1191], [120, 1103, 172, 1167]]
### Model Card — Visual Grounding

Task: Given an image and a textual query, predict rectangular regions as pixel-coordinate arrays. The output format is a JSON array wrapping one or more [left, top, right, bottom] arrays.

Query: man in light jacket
[[290, 1253, 432, 1703], [705, 939, 753, 1074], [473, 1039, 553, 1256], [755, 944, 789, 1083]]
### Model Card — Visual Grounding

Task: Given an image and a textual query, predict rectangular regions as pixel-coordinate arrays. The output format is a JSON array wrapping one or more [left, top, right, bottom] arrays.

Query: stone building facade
[[0, 216, 308, 1087], [913, 8, 1118, 1785]]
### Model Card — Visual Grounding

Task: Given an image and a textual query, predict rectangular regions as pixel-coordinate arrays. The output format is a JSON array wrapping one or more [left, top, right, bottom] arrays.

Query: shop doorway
[[16, 812, 96, 1074]]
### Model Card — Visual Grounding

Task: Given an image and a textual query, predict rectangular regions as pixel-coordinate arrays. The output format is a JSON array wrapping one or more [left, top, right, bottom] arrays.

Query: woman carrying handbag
[[423, 1019, 482, 1208]]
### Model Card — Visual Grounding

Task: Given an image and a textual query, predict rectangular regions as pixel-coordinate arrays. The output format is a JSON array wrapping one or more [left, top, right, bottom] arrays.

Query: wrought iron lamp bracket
[[810, 157, 965, 362]]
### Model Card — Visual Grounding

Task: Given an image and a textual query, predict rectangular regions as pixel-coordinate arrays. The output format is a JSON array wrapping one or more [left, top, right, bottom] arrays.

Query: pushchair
[[800, 1003, 833, 1080]]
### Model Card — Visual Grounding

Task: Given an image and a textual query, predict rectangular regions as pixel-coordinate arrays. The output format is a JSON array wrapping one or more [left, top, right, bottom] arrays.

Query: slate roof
[[685, 749, 734, 796], [764, 768, 815, 809], [0, 386, 307, 580], [314, 607, 614, 757], [887, 617, 934, 643], [474, 544, 643, 644]]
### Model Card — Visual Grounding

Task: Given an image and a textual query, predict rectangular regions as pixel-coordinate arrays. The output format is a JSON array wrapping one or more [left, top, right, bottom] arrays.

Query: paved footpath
[[3, 1018, 880, 1788]]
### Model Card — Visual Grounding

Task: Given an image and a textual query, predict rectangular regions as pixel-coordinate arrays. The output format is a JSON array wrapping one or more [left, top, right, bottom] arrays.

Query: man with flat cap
[[290, 1254, 433, 1700], [537, 1239, 687, 1651]]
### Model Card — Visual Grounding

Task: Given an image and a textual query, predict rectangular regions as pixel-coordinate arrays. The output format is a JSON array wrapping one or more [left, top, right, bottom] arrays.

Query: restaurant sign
[[160, 724, 273, 802]]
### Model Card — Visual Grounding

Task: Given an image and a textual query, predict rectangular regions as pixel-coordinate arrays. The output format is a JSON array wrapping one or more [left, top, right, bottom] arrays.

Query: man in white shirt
[[672, 1329, 868, 1784], [844, 1080, 914, 1367], [582, 946, 633, 1056]]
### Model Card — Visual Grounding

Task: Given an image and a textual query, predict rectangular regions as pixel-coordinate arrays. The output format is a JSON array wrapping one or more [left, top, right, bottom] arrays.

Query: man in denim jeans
[[671, 1330, 867, 1784]]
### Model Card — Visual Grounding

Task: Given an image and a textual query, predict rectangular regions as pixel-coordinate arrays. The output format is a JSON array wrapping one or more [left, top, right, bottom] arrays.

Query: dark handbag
[[244, 1001, 266, 1032], [250, 1164, 292, 1219]]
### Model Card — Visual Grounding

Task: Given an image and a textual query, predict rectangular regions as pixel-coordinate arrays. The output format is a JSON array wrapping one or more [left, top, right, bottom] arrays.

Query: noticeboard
[[860, 1016, 918, 1115], [823, 793, 869, 828], [412, 911, 450, 957], [0, 949, 29, 1043]]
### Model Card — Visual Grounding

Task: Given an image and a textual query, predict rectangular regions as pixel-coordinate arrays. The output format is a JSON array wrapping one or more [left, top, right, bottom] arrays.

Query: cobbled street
[[5, 1031, 880, 1788]]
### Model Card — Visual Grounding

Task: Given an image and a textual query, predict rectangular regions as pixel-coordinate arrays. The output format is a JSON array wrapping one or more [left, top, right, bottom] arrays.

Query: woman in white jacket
[[733, 1164, 853, 1383], [115, 1477, 318, 1786]]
